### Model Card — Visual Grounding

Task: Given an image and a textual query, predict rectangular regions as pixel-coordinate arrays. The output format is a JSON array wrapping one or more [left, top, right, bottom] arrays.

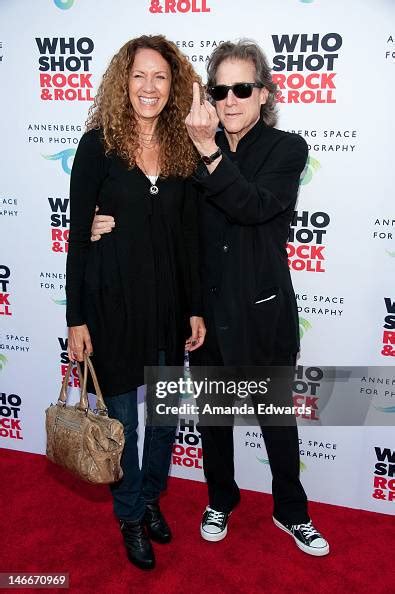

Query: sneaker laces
[[206, 508, 226, 526], [293, 521, 320, 539]]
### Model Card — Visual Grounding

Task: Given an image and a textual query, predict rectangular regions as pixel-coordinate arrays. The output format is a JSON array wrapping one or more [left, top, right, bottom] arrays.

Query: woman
[[66, 35, 206, 570]]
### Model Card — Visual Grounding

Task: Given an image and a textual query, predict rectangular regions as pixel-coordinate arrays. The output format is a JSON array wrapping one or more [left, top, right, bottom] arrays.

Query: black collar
[[216, 119, 269, 155]]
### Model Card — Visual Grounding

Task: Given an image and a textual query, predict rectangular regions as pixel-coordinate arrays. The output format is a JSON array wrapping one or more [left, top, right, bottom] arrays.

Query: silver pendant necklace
[[148, 176, 159, 195], [139, 152, 160, 196]]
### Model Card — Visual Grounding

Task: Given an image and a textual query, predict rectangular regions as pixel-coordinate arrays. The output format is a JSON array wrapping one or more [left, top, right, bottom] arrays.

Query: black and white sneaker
[[200, 506, 231, 542], [273, 517, 329, 556]]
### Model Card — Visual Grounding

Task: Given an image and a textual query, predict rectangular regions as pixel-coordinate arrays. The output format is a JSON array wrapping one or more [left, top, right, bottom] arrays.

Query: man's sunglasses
[[207, 82, 264, 101]]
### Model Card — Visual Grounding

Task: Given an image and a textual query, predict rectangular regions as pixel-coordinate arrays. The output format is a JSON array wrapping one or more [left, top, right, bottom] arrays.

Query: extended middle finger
[[191, 81, 201, 110]]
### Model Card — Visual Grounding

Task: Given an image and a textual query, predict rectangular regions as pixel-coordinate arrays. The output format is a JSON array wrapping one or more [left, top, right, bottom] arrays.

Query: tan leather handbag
[[46, 355, 125, 484]]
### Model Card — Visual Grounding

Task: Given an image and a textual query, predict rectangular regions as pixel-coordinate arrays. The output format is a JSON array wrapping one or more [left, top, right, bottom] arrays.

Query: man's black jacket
[[193, 119, 308, 365]]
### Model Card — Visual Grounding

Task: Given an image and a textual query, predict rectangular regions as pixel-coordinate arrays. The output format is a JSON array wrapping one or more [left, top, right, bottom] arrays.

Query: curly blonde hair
[[86, 35, 200, 178]]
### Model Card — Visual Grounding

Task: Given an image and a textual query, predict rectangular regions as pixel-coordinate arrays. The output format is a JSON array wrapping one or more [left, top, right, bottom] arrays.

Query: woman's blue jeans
[[104, 353, 177, 521]]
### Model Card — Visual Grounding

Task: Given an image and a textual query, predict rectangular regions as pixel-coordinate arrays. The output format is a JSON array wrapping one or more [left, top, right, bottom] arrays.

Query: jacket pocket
[[252, 287, 279, 307]]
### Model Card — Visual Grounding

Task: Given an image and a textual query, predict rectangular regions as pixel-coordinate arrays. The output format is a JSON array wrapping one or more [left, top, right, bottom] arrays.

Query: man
[[91, 39, 329, 556], [184, 40, 329, 556]]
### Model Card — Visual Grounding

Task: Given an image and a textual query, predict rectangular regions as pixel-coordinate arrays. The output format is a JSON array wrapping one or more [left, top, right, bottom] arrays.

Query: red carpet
[[1, 448, 394, 594]]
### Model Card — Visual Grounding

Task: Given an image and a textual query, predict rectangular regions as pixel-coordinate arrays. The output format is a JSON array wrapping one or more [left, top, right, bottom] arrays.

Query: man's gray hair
[[207, 39, 278, 128]]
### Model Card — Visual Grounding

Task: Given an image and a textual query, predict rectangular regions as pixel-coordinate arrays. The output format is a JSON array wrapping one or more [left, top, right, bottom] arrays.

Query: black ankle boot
[[119, 519, 155, 570], [144, 501, 172, 544]]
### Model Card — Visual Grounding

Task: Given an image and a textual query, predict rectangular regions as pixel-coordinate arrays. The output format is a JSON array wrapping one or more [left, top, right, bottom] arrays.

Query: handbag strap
[[57, 356, 108, 415], [84, 355, 108, 414], [58, 361, 84, 406]]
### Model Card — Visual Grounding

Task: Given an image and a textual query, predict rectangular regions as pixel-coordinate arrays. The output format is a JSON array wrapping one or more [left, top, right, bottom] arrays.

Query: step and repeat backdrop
[[0, 0, 394, 515]]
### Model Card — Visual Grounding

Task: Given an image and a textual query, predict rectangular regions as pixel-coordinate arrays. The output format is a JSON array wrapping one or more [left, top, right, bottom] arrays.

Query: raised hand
[[185, 82, 219, 158]]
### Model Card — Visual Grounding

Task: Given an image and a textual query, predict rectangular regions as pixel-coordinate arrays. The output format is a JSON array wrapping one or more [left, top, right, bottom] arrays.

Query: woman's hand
[[91, 206, 115, 242], [185, 316, 206, 351], [68, 325, 93, 362], [185, 82, 219, 157]]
